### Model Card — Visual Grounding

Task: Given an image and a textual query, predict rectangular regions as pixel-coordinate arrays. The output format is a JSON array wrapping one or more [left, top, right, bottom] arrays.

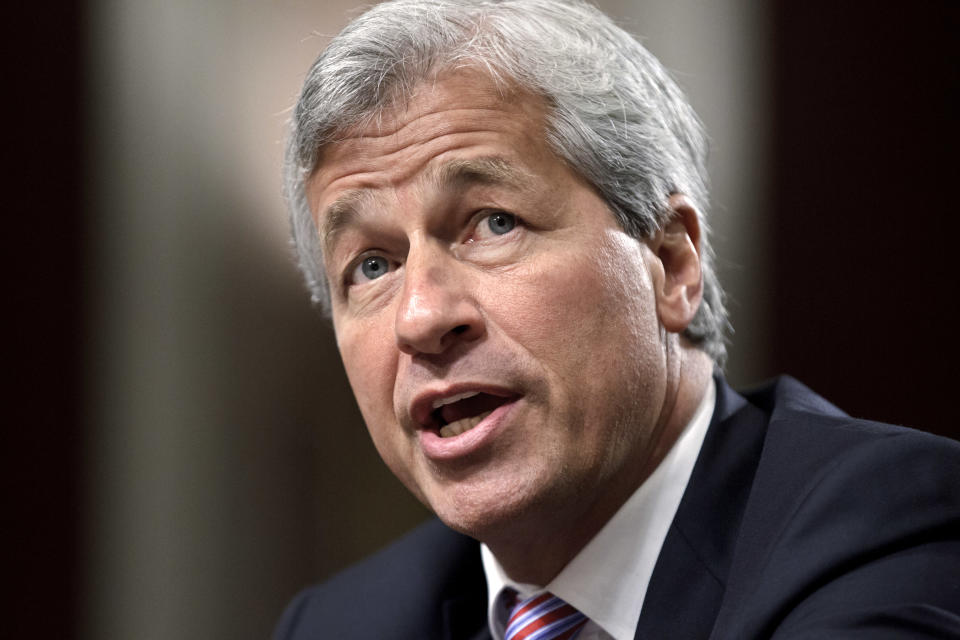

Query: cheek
[[337, 324, 421, 488], [490, 233, 657, 365], [336, 320, 399, 431]]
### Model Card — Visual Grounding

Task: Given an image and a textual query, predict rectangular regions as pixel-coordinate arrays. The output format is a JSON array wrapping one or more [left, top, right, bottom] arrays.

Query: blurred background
[[6, 0, 956, 638]]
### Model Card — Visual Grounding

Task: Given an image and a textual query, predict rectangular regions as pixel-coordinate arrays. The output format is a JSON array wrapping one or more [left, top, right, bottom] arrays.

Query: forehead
[[305, 70, 557, 233]]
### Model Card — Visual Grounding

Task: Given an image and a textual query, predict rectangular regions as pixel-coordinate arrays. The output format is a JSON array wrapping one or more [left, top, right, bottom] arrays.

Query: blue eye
[[486, 212, 516, 235], [357, 255, 390, 281]]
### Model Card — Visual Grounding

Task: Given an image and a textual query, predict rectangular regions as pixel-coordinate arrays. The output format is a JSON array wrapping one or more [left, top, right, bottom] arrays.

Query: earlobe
[[652, 194, 704, 333]]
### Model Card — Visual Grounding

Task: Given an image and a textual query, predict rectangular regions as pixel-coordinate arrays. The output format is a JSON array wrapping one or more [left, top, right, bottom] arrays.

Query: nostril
[[451, 324, 470, 335]]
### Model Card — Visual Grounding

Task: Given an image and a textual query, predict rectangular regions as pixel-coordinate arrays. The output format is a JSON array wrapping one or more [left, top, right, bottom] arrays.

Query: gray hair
[[286, 0, 729, 363]]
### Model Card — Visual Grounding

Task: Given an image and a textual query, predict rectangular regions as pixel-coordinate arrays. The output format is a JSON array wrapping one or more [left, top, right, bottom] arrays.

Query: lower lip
[[418, 397, 520, 461]]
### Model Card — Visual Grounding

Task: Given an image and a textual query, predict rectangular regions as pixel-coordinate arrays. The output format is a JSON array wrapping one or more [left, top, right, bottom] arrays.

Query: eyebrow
[[318, 190, 372, 257], [434, 156, 526, 191], [318, 156, 528, 256]]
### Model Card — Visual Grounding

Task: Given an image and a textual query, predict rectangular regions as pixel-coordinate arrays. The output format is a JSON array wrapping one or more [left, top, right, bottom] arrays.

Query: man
[[275, 1, 960, 638]]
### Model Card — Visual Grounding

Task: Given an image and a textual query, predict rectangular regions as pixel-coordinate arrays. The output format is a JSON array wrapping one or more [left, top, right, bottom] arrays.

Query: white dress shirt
[[481, 379, 716, 640]]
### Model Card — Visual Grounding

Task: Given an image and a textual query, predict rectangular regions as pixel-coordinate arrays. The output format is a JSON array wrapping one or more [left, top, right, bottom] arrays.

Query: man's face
[[307, 70, 674, 541]]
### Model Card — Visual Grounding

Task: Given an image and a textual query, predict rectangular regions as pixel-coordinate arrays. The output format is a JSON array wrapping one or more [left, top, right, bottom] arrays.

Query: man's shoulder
[[738, 374, 960, 550], [743, 374, 960, 493], [715, 375, 960, 637], [274, 518, 487, 640]]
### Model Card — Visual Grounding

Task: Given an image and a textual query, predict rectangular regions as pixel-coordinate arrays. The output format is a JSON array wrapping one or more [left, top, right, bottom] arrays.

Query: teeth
[[432, 390, 480, 410], [439, 410, 492, 438]]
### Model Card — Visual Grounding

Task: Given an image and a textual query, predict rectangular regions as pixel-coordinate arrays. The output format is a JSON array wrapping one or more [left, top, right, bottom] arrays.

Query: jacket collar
[[634, 373, 770, 639]]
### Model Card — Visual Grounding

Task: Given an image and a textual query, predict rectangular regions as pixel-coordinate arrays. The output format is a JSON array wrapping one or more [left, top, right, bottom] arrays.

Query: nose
[[395, 243, 485, 356]]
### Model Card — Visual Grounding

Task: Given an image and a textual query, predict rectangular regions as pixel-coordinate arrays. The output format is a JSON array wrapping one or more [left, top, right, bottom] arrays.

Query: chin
[[425, 466, 571, 541]]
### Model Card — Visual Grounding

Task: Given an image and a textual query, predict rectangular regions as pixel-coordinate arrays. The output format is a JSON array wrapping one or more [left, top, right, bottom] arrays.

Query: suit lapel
[[439, 538, 490, 640], [464, 626, 494, 640], [635, 375, 770, 640], [442, 589, 490, 640]]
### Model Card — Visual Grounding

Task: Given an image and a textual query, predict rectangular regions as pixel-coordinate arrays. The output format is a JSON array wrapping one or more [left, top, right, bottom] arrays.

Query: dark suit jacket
[[275, 376, 960, 639]]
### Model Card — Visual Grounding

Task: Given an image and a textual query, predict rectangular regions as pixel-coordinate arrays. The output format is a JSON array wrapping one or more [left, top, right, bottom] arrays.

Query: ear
[[650, 194, 704, 333]]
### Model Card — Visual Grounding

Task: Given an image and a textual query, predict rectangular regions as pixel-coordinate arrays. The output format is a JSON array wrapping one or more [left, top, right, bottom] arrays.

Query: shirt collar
[[481, 378, 716, 640]]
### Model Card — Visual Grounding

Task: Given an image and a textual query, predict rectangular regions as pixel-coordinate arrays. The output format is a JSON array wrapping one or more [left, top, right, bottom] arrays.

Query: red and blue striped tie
[[505, 592, 588, 640]]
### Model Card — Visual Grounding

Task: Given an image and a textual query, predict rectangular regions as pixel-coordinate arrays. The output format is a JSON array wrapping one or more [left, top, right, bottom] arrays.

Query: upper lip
[[408, 383, 520, 430]]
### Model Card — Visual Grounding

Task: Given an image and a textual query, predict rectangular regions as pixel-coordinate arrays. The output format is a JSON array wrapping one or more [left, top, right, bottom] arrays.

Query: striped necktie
[[505, 592, 588, 640]]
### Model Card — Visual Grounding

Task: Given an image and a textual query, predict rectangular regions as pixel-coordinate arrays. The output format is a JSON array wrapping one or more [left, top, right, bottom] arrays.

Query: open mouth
[[431, 391, 515, 438]]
